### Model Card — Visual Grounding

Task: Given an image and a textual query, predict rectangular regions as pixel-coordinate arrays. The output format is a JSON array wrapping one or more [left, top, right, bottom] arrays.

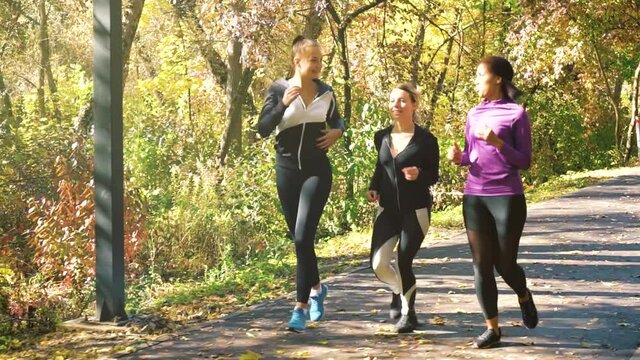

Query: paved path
[[118, 169, 640, 359]]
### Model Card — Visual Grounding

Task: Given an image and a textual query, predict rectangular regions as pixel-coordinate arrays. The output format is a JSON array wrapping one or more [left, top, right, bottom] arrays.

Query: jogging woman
[[447, 56, 538, 348], [258, 36, 344, 331], [367, 83, 439, 333]]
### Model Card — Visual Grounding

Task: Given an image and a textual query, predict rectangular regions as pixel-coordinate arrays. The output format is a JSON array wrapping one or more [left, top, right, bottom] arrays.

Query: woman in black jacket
[[367, 83, 439, 333], [257, 36, 344, 332]]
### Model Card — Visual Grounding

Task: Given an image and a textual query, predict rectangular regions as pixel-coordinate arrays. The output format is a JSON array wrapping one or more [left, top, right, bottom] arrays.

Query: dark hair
[[394, 82, 421, 122], [480, 56, 522, 101]]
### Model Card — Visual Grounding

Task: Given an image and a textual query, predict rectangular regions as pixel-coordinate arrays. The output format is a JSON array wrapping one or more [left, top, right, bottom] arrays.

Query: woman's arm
[[369, 133, 383, 192], [417, 135, 440, 187], [257, 83, 288, 138], [496, 109, 532, 170], [326, 91, 346, 132]]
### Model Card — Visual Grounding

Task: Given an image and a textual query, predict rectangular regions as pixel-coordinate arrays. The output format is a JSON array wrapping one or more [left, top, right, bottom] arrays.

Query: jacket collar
[[274, 78, 333, 97], [382, 123, 428, 141]]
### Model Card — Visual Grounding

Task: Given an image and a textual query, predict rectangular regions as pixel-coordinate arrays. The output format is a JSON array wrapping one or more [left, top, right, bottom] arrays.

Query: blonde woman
[[367, 83, 439, 333], [257, 36, 344, 331]]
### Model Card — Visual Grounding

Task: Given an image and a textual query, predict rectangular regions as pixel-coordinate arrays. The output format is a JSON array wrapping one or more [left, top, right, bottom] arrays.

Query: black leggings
[[370, 206, 430, 314], [463, 194, 528, 319], [276, 155, 332, 304]]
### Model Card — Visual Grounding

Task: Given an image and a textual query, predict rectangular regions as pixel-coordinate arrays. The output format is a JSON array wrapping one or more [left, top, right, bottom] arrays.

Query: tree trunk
[[326, 0, 385, 230], [592, 40, 622, 150], [122, 0, 146, 83], [481, 0, 486, 58], [410, 18, 427, 86], [449, 22, 464, 115], [172, 0, 227, 86], [216, 37, 244, 167], [0, 66, 14, 123], [74, 0, 146, 133], [624, 61, 640, 162], [613, 75, 624, 149], [37, 0, 46, 118], [303, 0, 324, 39], [38, 0, 61, 120], [425, 35, 454, 127], [497, 1, 512, 53], [425, 10, 461, 127]]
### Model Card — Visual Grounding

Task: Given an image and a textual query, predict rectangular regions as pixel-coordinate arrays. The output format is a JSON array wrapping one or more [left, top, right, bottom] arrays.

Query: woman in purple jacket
[[447, 56, 538, 348]]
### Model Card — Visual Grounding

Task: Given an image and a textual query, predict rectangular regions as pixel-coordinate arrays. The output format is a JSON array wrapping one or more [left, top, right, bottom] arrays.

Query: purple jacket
[[459, 98, 532, 196]]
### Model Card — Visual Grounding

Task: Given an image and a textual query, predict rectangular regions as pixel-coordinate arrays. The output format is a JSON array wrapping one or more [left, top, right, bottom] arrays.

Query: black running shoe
[[394, 310, 418, 333], [519, 290, 538, 329], [390, 293, 401, 320], [473, 328, 501, 348]]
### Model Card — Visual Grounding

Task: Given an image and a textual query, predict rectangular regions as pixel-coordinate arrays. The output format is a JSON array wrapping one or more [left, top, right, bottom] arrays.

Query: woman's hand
[[401, 167, 419, 181], [447, 143, 462, 164], [282, 86, 301, 106], [316, 129, 343, 150], [366, 190, 380, 203], [474, 125, 504, 149]]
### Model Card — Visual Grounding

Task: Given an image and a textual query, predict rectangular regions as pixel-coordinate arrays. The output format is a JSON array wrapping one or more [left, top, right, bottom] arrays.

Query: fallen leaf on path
[[290, 350, 311, 358], [580, 341, 608, 349], [430, 316, 447, 326], [356, 347, 373, 351], [374, 328, 397, 337], [317, 340, 329, 345], [238, 350, 262, 360]]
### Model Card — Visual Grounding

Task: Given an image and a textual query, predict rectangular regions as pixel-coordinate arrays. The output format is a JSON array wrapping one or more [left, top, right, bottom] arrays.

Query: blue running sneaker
[[309, 284, 329, 321], [288, 308, 306, 331]]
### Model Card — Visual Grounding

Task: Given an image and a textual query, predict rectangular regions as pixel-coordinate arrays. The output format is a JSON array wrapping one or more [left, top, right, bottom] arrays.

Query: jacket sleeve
[[369, 132, 383, 191], [417, 134, 440, 188], [495, 108, 532, 170], [326, 91, 346, 132], [257, 83, 288, 138]]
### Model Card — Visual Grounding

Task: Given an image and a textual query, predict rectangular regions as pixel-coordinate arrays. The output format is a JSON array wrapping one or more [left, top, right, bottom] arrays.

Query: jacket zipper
[[296, 91, 329, 171], [298, 122, 306, 170]]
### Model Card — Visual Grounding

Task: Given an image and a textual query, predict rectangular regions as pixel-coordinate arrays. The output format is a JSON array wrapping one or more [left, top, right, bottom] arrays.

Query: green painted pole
[[94, 0, 127, 321]]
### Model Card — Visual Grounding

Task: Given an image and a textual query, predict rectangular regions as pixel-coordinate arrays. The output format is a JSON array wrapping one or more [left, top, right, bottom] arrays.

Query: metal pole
[[94, 0, 127, 321]]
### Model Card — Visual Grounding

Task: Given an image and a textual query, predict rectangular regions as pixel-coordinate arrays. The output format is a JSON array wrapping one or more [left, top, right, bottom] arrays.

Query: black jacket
[[369, 124, 440, 212], [257, 78, 345, 169]]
